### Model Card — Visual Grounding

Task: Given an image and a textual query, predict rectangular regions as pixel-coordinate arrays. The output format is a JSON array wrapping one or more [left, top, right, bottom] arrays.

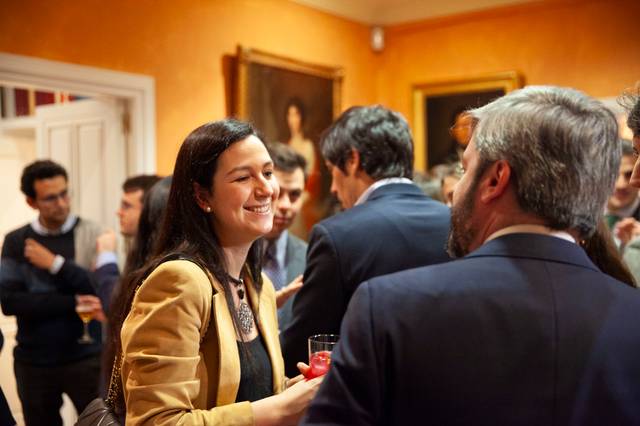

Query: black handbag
[[75, 350, 122, 425]]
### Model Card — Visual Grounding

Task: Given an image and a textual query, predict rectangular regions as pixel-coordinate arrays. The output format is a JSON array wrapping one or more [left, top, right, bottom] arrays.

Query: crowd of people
[[1, 84, 639, 425]]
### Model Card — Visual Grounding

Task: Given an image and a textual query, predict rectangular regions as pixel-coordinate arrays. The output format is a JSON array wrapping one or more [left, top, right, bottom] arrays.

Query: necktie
[[264, 241, 286, 291]]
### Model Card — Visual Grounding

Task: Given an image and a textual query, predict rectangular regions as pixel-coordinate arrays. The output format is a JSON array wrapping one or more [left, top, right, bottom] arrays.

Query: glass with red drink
[[306, 334, 339, 379]]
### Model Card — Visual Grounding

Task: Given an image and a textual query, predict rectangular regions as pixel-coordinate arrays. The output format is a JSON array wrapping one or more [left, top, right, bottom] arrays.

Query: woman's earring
[[206, 206, 212, 213]]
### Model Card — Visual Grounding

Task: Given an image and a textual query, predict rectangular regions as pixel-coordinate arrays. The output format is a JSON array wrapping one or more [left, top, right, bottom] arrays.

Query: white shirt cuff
[[49, 255, 65, 274], [96, 251, 118, 269]]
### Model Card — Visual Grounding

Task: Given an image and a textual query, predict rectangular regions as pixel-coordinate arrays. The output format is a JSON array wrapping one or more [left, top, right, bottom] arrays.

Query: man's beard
[[446, 177, 479, 258]]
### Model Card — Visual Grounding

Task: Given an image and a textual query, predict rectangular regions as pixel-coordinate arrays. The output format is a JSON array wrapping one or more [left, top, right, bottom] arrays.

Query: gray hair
[[469, 86, 620, 238]]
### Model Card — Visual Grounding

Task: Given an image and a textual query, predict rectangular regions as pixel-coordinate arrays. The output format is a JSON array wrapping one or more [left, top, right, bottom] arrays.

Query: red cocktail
[[306, 350, 331, 379], [306, 334, 339, 379]]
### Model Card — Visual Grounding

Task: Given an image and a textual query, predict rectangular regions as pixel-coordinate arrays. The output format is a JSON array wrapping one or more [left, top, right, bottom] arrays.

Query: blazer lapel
[[210, 276, 241, 406]]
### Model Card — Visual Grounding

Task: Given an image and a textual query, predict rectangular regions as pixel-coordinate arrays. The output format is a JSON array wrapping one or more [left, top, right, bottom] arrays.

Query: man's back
[[281, 183, 450, 375], [304, 234, 640, 425]]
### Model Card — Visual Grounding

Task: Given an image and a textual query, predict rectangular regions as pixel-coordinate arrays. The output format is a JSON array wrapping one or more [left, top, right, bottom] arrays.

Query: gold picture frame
[[233, 45, 344, 234], [235, 46, 343, 122], [412, 71, 523, 171]]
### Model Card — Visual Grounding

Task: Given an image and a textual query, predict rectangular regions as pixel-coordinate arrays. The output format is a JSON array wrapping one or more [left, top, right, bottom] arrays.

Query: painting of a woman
[[285, 98, 316, 178], [283, 97, 324, 237]]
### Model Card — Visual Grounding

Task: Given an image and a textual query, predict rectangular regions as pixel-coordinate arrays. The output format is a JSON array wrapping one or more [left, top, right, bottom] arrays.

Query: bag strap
[[104, 253, 211, 407], [104, 350, 122, 406]]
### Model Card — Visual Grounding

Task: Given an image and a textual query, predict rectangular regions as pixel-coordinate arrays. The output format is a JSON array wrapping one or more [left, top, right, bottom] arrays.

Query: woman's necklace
[[227, 274, 254, 334]]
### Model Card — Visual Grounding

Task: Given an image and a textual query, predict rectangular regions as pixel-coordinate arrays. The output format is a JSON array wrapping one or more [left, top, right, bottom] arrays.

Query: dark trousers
[[14, 355, 100, 426]]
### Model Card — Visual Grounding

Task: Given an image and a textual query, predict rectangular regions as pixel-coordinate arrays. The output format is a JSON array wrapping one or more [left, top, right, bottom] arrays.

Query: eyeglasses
[[37, 189, 69, 205]]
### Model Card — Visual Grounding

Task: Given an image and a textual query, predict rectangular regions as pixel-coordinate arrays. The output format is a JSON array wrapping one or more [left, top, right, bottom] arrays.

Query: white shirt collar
[[486, 224, 576, 244], [30, 215, 78, 236], [355, 178, 414, 206]]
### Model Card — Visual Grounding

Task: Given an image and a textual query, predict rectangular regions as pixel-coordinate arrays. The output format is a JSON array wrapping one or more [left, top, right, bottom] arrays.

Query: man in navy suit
[[281, 105, 451, 376], [303, 86, 640, 425], [263, 142, 308, 332]]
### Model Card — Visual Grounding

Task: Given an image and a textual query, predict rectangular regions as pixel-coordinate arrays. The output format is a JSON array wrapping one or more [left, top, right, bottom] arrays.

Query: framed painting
[[412, 71, 523, 171], [234, 46, 343, 236]]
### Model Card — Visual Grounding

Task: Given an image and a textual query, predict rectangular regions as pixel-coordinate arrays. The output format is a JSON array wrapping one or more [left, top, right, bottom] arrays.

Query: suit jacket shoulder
[[304, 234, 640, 425], [282, 183, 450, 376]]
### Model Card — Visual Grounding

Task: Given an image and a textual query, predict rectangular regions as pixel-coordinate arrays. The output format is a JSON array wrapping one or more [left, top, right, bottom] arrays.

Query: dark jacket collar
[[466, 233, 598, 272]]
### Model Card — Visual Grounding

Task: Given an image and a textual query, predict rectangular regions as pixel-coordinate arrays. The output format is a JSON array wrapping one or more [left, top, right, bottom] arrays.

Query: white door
[[0, 98, 128, 425], [36, 98, 128, 231]]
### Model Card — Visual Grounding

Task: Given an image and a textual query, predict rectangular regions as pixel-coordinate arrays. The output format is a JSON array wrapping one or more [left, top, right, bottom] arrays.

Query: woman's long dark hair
[[107, 119, 265, 413], [582, 218, 637, 288], [103, 176, 172, 409]]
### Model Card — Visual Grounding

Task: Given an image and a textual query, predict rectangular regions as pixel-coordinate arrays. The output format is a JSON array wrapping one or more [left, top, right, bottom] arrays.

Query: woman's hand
[[75, 294, 107, 322], [275, 275, 303, 308], [614, 217, 640, 246], [252, 367, 323, 426]]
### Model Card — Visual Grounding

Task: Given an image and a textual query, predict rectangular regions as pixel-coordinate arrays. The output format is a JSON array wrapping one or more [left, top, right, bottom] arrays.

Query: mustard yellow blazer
[[121, 260, 285, 425]]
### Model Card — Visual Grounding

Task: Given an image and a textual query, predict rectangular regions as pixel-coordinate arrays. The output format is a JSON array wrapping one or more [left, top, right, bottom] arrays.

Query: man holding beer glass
[[0, 160, 103, 426]]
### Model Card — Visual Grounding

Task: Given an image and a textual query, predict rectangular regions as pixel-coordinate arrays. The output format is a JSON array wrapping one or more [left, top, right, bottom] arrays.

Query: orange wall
[[0, 0, 377, 174], [378, 0, 640, 131], [2, 0, 638, 173]]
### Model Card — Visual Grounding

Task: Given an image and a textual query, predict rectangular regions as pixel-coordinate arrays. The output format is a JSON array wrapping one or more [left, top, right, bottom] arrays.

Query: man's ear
[[346, 148, 361, 177], [26, 197, 38, 210], [192, 182, 212, 212], [479, 160, 511, 204]]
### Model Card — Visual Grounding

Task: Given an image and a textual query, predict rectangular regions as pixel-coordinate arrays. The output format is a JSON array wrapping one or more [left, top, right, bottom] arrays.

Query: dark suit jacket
[[281, 183, 451, 376], [303, 233, 640, 426], [277, 233, 307, 332]]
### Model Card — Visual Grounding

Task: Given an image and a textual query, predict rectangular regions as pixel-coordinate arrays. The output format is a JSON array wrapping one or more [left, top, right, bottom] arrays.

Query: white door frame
[[0, 52, 156, 174]]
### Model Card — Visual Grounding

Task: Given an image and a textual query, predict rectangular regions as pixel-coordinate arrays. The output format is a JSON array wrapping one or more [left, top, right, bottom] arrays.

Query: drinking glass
[[76, 304, 95, 344], [306, 334, 339, 379]]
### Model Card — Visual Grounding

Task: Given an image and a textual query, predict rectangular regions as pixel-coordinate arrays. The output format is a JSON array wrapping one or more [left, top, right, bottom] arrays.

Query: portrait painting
[[412, 71, 523, 170], [234, 46, 343, 237]]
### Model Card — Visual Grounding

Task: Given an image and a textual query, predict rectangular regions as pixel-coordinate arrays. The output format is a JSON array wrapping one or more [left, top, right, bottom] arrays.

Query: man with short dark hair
[[281, 105, 451, 376], [94, 174, 160, 314], [303, 87, 640, 425], [624, 87, 640, 187], [118, 175, 162, 238], [619, 87, 640, 281], [605, 140, 640, 231], [0, 160, 103, 425], [264, 142, 307, 332]]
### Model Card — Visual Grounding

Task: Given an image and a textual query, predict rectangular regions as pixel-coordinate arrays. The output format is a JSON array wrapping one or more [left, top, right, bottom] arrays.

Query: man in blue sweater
[[0, 160, 102, 426]]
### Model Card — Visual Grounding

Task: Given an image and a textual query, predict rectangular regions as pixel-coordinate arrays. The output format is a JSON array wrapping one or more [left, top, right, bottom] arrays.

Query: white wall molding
[[0, 52, 156, 174]]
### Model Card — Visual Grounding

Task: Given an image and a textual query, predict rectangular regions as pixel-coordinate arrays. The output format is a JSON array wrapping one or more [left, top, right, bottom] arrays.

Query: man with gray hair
[[302, 87, 640, 425]]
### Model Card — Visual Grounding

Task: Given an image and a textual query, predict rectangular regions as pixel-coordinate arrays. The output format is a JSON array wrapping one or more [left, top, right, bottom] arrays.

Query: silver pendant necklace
[[228, 274, 254, 334]]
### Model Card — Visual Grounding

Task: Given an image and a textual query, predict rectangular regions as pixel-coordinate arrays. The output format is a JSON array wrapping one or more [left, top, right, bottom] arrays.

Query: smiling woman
[[112, 119, 322, 425]]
